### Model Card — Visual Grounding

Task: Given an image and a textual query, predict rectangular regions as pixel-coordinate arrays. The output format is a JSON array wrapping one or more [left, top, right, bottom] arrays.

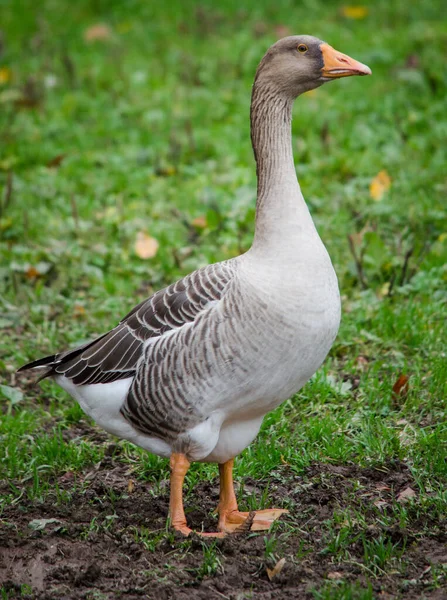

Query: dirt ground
[[1, 448, 446, 600]]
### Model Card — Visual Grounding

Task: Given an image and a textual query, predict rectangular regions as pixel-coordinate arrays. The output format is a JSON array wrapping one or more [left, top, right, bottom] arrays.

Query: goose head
[[255, 35, 371, 97]]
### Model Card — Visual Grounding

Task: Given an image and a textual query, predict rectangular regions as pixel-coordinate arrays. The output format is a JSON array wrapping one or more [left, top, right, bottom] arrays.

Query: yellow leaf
[[73, 304, 86, 317], [127, 479, 135, 493], [135, 232, 159, 259], [341, 6, 368, 19], [0, 67, 11, 85], [369, 170, 391, 201], [25, 266, 39, 279], [84, 23, 113, 42], [191, 216, 207, 229], [266, 557, 286, 581]]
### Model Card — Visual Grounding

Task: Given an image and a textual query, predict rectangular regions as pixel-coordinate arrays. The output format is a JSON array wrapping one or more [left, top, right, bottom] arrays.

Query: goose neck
[[250, 82, 314, 253]]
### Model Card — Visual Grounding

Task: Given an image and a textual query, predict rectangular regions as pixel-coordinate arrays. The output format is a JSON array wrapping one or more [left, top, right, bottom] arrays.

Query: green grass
[[1, 0, 446, 597]]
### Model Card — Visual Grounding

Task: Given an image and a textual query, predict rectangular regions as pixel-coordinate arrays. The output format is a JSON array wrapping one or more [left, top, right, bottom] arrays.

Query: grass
[[1, 0, 446, 598]]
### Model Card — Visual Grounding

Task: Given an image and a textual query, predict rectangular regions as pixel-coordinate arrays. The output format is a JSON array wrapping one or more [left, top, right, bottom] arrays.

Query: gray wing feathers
[[47, 261, 237, 386]]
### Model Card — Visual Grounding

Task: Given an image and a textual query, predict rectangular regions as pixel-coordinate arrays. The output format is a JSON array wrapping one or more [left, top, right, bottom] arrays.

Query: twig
[[347, 234, 367, 289], [399, 246, 414, 287]]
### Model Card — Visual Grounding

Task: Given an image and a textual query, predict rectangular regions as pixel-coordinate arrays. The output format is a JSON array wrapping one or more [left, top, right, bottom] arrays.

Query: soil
[[1, 444, 446, 599]]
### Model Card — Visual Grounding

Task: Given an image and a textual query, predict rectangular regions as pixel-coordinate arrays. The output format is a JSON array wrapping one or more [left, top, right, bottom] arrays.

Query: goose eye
[[297, 44, 308, 54]]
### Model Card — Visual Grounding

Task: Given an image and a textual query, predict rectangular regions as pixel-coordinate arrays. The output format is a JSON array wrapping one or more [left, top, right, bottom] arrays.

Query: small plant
[[263, 535, 279, 563], [195, 540, 223, 580], [322, 526, 357, 561], [362, 535, 406, 574], [312, 581, 374, 600]]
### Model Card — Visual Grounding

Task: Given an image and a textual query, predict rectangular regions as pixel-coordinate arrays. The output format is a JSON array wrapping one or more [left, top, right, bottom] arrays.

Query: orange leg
[[169, 453, 223, 537], [217, 459, 288, 533]]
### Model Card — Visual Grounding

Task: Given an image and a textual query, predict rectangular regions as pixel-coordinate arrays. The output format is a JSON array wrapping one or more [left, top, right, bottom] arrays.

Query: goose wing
[[18, 261, 237, 386]]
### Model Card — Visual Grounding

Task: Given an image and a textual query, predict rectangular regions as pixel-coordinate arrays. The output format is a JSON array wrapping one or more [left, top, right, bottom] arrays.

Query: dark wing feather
[[18, 261, 237, 385]]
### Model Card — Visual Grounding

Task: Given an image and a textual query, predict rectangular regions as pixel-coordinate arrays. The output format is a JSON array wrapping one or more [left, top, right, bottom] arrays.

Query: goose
[[19, 36, 371, 537]]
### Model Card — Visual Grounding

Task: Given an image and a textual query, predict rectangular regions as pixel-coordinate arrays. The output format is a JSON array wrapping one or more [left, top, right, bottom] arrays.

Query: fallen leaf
[[327, 571, 343, 580], [376, 484, 391, 491], [73, 304, 86, 317], [191, 216, 207, 229], [370, 170, 391, 201], [374, 500, 388, 509], [47, 154, 66, 168], [25, 262, 52, 279], [341, 6, 368, 19], [280, 455, 290, 466], [84, 23, 113, 42], [127, 479, 135, 493], [419, 566, 431, 579], [135, 232, 159, 259], [397, 486, 417, 503], [25, 266, 40, 279], [0, 67, 11, 85], [29, 518, 61, 531], [392, 374, 409, 399], [266, 557, 286, 581]]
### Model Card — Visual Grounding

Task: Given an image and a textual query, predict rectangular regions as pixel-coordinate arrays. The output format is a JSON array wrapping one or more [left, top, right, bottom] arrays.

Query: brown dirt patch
[[1, 458, 446, 599]]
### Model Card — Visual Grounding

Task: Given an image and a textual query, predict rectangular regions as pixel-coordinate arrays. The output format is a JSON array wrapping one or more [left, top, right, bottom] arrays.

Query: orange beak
[[320, 43, 371, 78]]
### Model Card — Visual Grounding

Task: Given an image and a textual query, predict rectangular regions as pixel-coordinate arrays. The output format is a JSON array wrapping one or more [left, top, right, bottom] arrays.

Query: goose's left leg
[[217, 459, 288, 533], [169, 453, 224, 537]]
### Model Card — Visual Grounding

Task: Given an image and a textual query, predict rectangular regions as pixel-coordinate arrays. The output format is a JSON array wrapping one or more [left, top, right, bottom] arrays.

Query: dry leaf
[[127, 479, 135, 493], [73, 304, 86, 317], [135, 232, 159, 259], [266, 557, 286, 581], [25, 266, 40, 279], [47, 154, 66, 168], [397, 486, 417, 503], [0, 67, 11, 85], [59, 471, 75, 482], [84, 23, 113, 42], [370, 170, 391, 201], [327, 571, 343, 580], [392, 374, 409, 399], [374, 500, 388, 509], [341, 6, 368, 19], [280, 454, 290, 466], [191, 216, 207, 229], [376, 484, 391, 491]]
